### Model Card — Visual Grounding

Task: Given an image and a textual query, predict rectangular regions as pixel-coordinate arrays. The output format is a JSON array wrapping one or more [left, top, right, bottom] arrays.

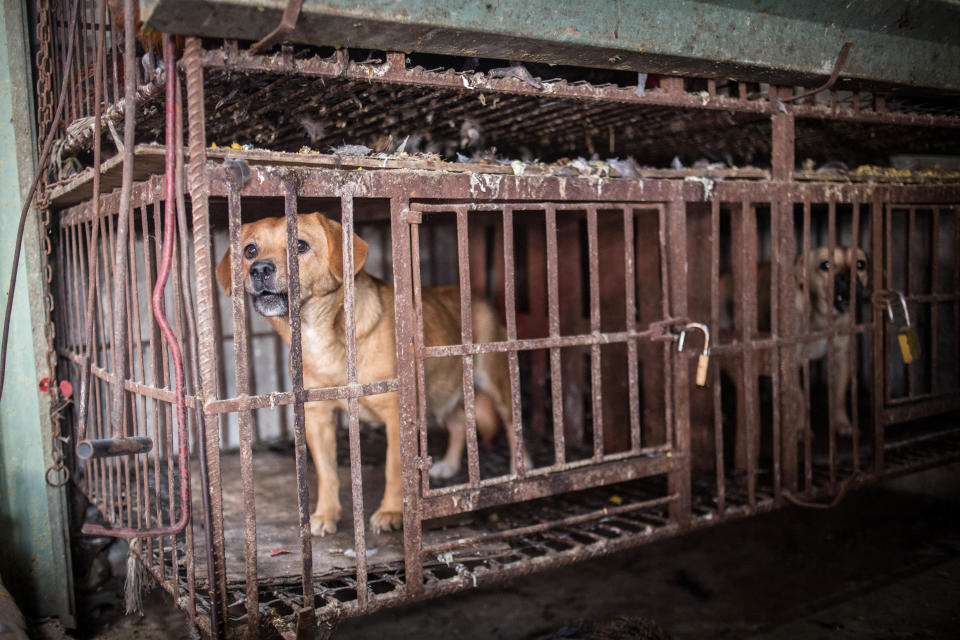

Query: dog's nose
[[249, 260, 276, 282], [834, 269, 851, 311]]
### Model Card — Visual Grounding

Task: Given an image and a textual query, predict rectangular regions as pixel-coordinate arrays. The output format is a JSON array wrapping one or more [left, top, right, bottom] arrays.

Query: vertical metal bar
[[771, 113, 795, 182], [129, 207, 154, 553], [930, 207, 939, 396], [102, 208, 117, 518], [623, 208, 641, 452], [658, 204, 674, 448], [283, 178, 316, 623], [501, 206, 526, 475], [69, 0, 83, 119], [155, 193, 177, 583], [67, 224, 83, 353], [770, 199, 782, 502], [227, 174, 259, 634], [711, 198, 726, 513], [183, 37, 227, 638], [826, 199, 837, 490], [850, 200, 861, 471], [109, 11, 120, 107], [666, 197, 691, 524], [174, 69, 198, 622], [78, 0, 92, 116], [885, 204, 894, 405], [545, 204, 565, 466], [109, 0, 138, 440], [141, 203, 164, 556], [393, 199, 424, 597], [873, 199, 886, 474], [739, 199, 757, 510], [341, 195, 369, 607], [954, 207, 960, 396], [586, 206, 603, 460], [907, 206, 916, 398], [456, 207, 481, 486], [124, 204, 141, 530], [778, 193, 801, 498], [410, 220, 431, 495], [802, 199, 812, 492]]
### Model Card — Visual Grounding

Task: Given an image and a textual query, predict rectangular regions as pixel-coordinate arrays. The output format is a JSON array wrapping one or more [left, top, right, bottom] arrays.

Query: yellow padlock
[[679, 322, 711, 388], [695, 351, 710, 387], [888, 292, 921, 365], [897, 326, 921, 364]]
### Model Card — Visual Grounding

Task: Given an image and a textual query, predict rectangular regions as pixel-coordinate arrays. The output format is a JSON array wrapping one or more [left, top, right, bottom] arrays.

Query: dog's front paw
[[835, 415, 854, 437], [370, 508, 403, 534], [428, 460, 458, 480], [310, 512, 339, 537]]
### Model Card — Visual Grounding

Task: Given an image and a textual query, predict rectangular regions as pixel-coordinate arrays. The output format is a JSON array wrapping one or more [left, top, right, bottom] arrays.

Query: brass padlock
[[678, 322, 711, 387], [888, 291, 921, 365]]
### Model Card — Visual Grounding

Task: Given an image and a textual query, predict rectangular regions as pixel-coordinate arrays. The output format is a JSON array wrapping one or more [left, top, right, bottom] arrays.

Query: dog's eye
[[856, 259, 866, 270], [243, 243, 257, 259], [297, 239, 310, 254], [819, 260, 830, 271]]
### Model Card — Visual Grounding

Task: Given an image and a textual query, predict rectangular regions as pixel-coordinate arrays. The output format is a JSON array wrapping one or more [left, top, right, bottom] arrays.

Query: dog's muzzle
[[833, 269, 866, 314], [249, 259, 289, 317]]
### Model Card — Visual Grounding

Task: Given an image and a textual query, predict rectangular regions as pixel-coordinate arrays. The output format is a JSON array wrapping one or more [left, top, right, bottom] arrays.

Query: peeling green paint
[[0, 0, 74, 626]]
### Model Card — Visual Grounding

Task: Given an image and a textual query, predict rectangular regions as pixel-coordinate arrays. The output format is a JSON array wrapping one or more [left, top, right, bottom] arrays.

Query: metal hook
[[678, 322, 710, 355]]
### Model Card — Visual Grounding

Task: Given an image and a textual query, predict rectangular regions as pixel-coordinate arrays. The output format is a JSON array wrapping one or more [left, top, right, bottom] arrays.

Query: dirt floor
[[55, 462, 960, 639]]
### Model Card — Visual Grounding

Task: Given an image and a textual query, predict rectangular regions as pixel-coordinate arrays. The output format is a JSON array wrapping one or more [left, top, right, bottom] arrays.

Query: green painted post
[[0, 0, 75, 626]]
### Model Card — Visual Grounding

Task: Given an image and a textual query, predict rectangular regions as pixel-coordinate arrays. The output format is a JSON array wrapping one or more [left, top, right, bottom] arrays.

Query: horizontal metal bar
[[77, 436, 153, 459], [422, 493, 679, 555], [421, 452, 678, 519], [203, 378, 399, 413], [885, 427, 960, 451], [144, 0, 960, 92], [420, 330, 653, 358], [90, 364, 200, 409], [880, 396, 960, 425]]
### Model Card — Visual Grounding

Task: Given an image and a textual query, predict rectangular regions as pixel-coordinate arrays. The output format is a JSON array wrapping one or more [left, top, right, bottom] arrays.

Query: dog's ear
[[318, 215, 369, 281], [215, 248, 233, 292]]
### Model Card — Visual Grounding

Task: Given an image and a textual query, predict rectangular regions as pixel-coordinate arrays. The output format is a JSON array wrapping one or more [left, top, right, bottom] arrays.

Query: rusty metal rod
[[77, 436, 153, 459], [82, 33, 191, 541], [107, 0, 138, 439]]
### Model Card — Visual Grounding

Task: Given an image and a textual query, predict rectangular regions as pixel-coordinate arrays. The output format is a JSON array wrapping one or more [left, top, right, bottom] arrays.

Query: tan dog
[[720, 246, 869, 436], [792, 246, 869, 435], [216, 213, 520, 535]]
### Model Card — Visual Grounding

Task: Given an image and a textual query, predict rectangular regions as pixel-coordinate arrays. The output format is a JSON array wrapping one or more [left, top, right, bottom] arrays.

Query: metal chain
[[36, 0, 68, 488]]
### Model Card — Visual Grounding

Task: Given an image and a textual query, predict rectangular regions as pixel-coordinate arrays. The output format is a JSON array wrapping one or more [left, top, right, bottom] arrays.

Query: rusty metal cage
[[35, 2, 960, 638]]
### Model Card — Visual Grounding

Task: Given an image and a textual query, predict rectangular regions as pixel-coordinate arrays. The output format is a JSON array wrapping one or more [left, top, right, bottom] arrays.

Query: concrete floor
[[65, 462, 960, 639]]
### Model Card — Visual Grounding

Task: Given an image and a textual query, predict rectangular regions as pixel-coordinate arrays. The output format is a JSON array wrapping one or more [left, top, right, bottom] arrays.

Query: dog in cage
[[792, 246, 870, 436], [216, 213, 522, 536], [721, 245, 870, 438]]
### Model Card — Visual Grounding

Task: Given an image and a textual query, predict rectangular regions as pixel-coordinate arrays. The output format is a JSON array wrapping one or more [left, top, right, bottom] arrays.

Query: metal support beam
[[142, 0, 960, 92]]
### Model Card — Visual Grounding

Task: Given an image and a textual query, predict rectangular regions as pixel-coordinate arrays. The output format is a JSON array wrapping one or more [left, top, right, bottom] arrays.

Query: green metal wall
[[0, 0, 74, 626]]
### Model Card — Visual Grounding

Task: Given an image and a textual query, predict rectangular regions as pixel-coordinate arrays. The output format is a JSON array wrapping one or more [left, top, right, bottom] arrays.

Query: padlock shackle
[[886, 290, 911, 326], [678, 322, 711, 354]]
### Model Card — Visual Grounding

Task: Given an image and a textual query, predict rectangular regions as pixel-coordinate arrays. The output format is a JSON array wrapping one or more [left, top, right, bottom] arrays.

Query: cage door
[[877, 205, 960, 428], [403, 201, 685, 520]]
